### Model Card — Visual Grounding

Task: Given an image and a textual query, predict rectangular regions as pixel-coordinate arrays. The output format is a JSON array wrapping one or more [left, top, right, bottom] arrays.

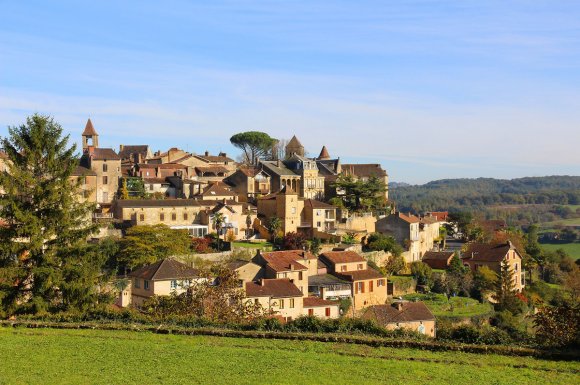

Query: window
[[289, 299, 295, 308], [317, 210, 321, 216], [160, 213, 165, 221], [325, 307, 331, 317], [171, 213, 177, 221], [102, 176, 108, 185], [340, 265, 347, 272], [254, 299, 259, 305], [357, 264, 363, 270], [355, 282, 364, 294], [317, 221, 321, 227], [279, 299, 285, 309], [149, 184, 154, 191], [514, 263, 518, 272], [134, 279, 140, 288], [102, 163, 108, 172], [183, 213, 188, 221], [144, 280, 150, 290], [171, 280, 178, 290], [298, 272, 303, 280], [308, 308, 314, 316], [291, 207, 296, 214], [369, 280, 374, 292], [139, 214, 145, 222], [377, 279, 385, 287]]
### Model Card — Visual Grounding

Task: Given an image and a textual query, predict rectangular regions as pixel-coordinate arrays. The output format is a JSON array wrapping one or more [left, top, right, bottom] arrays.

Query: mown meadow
[[0, 327, 577, 385]]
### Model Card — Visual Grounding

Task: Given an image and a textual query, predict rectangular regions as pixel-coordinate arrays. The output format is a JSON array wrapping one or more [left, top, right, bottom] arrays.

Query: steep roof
[[128, 259, 200, 280], [303, 297, 338, 308], [195, 165, 229, 174], [317, 146, 330, 160], [463, 242, 514, 263], [422, 251, 455, 270], [82, 118, 98, 136], [201, 182, 234, 197], [91, 148, 120, 160], [287, 135, 303, 148], [320, 251, 366, 264], [335, 268, 384, 281], [254, 250, 314, 273], [342, 163, 387, 178], [118, 145, 149, 160], [303, 199, 336, 210], [362, 302, 435, 324], [245, 279, 303, 298], [397, 212, 420, 224], [195, 152, 234, 163], [261, 249, 317, 260], [261, 160, 298, 177]]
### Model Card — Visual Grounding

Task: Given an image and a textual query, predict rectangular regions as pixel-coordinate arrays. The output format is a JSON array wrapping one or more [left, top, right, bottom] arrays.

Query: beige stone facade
[[462, 242, 525, 291]]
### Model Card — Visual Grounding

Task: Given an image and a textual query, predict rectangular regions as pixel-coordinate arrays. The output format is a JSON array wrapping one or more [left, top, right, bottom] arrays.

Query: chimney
[[205, 150, 209, 156], [260, 279, 265, 287], [119, 144, 124, 152], [87, 146, 95, 155]]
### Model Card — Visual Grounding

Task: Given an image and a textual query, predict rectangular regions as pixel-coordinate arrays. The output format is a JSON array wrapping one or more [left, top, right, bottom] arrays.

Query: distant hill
[[389, 181, 412, 188], [390, 176, 580, 225]]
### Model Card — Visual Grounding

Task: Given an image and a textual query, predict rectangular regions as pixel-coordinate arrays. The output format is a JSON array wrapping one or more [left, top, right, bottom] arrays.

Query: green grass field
[[231, 241, 274, 251], [0, 328, 577, 385], [403, 293, 494, 319], [540, 242, 580, 260]]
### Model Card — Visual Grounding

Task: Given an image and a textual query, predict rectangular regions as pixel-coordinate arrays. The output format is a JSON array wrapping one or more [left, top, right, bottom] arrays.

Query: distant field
[[402, 293, 493, 319], [540, 242, 580, 260], [540, 217, 580, 228], [0, 328, 578, 385]]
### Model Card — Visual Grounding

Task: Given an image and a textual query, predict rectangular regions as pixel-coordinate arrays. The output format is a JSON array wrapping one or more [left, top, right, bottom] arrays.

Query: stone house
[[71, 165, 97, 204], [462, 241, 525, 291], [79, 119, 121, 207], [122, 258, 201, 307], [251, 250, 318, 296], [224, 165, 271, 202], [118, 145, 152, 165], [318, 251, 387, 311], [376, 212, 422, 262], [362, 301, 436, 337], [303, 297, 340, 318], [244, 278, 304, 322]]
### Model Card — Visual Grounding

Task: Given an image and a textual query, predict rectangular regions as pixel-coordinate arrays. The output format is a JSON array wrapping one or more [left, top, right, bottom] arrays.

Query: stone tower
[[82, 118, 99, 149], [285, 135, 305, 158]]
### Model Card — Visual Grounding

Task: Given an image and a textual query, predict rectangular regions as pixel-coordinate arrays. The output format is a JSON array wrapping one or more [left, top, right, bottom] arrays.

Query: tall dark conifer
[[0, 114, 98, 315]]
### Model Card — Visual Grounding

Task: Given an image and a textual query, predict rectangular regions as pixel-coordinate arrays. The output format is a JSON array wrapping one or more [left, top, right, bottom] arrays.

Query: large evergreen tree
[[0, 114, 98, 315], [493, 260, 520, 313]]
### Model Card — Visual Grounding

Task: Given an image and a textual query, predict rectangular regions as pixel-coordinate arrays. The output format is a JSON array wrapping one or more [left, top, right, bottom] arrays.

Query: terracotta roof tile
[[463, 242, 514, 262], [91, 148, 120, 160], [245, 279, 303, 298], [303, 297, 339, 308], [422, 251, 454, 269], [335, 268, 384, 281], [320, 251, 366, 264], [128, 259, 200, 280], [82, 118, 97, 136], [362, 302, 435, 324], [317, 146, 330, 160]]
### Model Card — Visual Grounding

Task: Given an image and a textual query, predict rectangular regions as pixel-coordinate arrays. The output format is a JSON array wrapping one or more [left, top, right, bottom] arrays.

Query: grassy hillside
[[1, 327, 577, 385]]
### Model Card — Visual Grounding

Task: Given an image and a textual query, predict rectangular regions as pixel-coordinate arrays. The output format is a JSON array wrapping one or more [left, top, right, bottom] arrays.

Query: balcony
[[92, 212, 114, 223]]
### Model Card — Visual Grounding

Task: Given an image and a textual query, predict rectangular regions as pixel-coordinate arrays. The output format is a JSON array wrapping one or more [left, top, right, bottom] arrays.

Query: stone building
[[362, 301, 436, 337], [79, 119, 121, 208]]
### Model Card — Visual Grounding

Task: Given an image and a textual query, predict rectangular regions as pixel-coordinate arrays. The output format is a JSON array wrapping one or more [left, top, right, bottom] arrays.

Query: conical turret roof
[[82, 118, 98, 136], [317, 145, 330, 160]]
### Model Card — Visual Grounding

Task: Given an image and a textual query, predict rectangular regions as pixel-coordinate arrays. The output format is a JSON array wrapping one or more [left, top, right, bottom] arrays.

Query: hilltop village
[[20, 118, 525, 333]]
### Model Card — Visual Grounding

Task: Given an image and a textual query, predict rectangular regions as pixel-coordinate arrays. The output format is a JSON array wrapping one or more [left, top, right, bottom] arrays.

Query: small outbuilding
[[362, 301, 436, 337]]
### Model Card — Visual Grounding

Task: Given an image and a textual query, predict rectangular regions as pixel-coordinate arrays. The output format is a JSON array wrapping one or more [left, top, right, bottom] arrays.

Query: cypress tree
[[0, 114, 99, 315], [493, 260, 519, 313]]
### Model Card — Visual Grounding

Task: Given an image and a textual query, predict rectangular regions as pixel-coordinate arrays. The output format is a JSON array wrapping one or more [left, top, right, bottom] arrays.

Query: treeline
[[391, 176, 580, 225]]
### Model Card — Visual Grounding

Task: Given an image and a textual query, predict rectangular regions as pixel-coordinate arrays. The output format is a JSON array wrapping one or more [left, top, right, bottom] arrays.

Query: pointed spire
[[82, 118, 98, 136], [287, 135, 303, 148], [317, 145, 330, 160]]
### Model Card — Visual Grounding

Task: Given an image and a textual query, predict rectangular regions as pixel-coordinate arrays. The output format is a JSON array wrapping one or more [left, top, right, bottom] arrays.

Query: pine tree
[[493, 260, 520, 313], [0, 114, 98, 315]]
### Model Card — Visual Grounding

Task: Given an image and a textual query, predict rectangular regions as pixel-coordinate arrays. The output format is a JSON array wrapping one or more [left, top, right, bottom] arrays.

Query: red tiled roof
[[201, 182, 234, 196], [156, 163, 187, 169], [303, 297, 338, 308], [362, 302, 435, 324], [91, 148, 120, 160], [422, 251, 454, 270], [245, 279, 303, 298], [335, 268, 384, 281], [320, 251, 365, 264], [304, 199, 336, 210], [426, 211, 448, 222], [261, 250, 317, 260], [195, 166, 229, 174], [341, 163, 387, 178], [82, 118, 97, 136], [195, 153, 235, 163], [397, 212, 420, 224], [128, 259, 200, 280], [118, 145, 149, 160], [463, 242, 515, 263], [317, 146, 330, 160]]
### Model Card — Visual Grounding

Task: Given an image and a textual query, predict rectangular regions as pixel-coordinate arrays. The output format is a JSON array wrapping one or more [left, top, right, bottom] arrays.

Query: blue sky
[[1, 1, 579, 184]]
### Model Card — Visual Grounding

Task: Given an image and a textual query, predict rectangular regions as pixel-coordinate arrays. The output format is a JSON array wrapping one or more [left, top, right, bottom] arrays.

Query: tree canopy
[[331, 175, 387, 212], [230, 131, 278, 165], [0, 114, 99, 315]]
